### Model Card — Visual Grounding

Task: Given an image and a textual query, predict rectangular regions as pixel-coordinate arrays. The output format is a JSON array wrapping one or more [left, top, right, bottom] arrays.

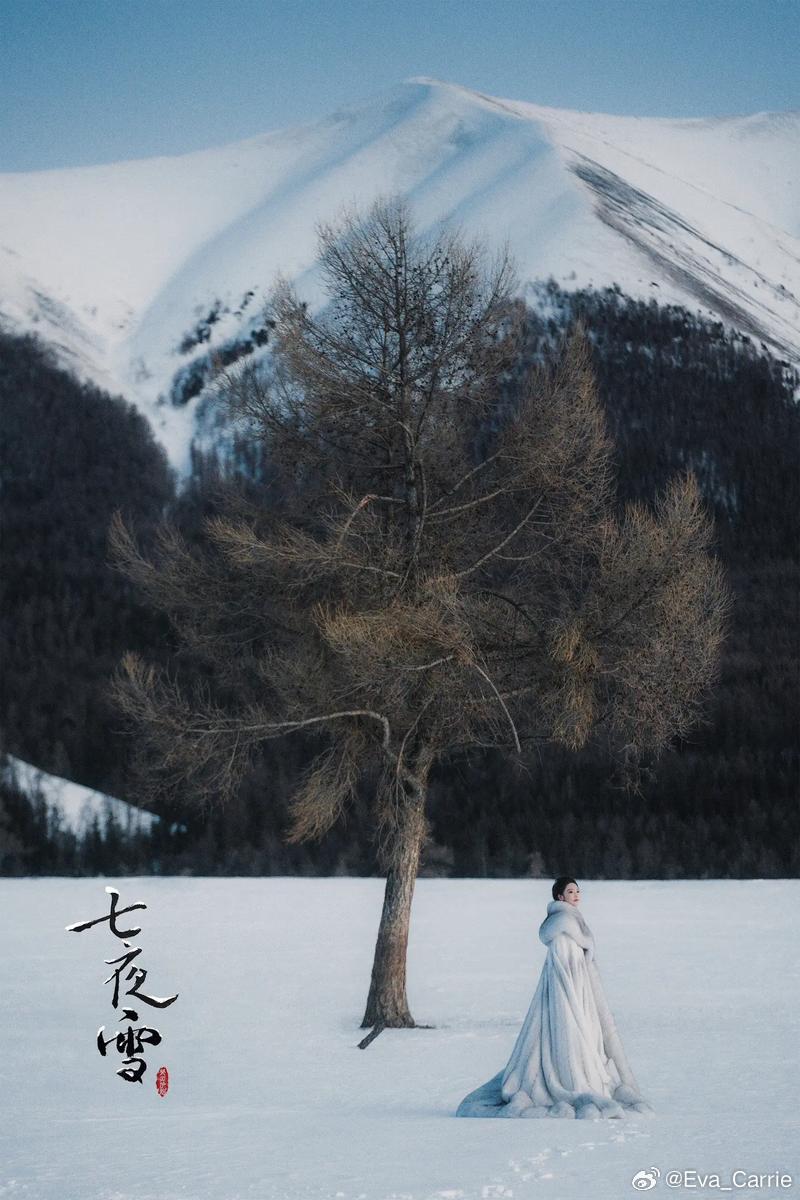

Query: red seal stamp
[[156, 1066, 169, 1097]]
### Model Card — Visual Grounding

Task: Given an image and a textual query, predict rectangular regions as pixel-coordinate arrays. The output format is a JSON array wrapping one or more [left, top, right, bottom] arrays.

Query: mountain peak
[[0, 81, 797, 471]]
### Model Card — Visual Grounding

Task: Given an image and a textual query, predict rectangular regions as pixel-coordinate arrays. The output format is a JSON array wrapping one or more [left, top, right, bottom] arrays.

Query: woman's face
[[558, 882, 580, 906]]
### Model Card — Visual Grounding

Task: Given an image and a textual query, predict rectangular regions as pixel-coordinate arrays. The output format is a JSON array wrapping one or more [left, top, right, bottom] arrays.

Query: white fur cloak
[[455, 899, 654, 1119]]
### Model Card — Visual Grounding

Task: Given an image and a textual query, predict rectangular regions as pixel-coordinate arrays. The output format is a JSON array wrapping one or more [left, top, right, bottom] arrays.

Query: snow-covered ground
[[1, 78, 797, 472], [1, 754, 158, 836], [2, 878, 798, 1200]]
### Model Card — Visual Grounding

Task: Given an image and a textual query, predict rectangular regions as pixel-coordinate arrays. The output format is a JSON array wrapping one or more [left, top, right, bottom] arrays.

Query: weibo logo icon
[[631, 1168, 660, 1191]]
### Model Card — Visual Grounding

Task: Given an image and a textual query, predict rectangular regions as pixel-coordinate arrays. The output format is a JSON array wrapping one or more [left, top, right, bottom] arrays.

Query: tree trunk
[[360, 792, 426, 1028]]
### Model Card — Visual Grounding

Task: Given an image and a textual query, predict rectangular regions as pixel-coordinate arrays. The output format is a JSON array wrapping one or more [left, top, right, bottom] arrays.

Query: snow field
[[1, 878, 798, 1199]]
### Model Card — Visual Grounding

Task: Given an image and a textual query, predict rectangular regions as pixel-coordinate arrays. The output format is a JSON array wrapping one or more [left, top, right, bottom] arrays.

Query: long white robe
[[456, 900, 653, 1119]]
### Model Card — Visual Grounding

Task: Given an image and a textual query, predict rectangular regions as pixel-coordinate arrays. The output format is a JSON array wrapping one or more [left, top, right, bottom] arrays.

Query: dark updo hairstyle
[[552, 875, 578, 901]]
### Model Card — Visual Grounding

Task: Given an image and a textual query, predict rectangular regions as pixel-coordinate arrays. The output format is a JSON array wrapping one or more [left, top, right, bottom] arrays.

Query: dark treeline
[[0, 331, 174, 793], [0, 759, 189, 876], [1, 287, 798, 877]]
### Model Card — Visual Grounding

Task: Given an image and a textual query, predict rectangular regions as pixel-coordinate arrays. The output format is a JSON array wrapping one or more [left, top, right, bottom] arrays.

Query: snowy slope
[[2, 754, 158, 836], [1, 78, 798, 471], [2, 878, 798, 1199]]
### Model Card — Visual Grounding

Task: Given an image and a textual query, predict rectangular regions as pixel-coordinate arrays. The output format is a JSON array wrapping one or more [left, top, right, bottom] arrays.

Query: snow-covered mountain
[[1, 78, 798, 472], [2, 754, 159, 836]]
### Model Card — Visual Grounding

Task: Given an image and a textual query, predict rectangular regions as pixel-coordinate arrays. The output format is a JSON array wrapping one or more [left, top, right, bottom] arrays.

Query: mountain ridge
[[1, 78, 797, 470]]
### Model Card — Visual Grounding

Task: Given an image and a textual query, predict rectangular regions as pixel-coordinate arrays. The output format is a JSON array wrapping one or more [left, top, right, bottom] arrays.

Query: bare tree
[[108, 196, 729, 1035]]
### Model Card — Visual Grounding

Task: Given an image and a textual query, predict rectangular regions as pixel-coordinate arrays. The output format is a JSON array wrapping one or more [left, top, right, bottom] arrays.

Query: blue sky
[[1, 0, 796, 171]]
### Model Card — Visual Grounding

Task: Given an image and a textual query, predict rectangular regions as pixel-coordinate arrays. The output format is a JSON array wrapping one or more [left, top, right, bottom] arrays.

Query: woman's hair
[[552, 876, 578, 901]]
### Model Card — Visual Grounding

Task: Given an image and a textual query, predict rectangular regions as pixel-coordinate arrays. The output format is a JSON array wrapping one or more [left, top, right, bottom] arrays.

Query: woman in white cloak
[[456, 876, 653, 1119]]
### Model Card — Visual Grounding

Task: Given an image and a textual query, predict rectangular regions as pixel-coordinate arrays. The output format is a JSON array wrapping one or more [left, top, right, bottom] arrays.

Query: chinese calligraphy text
[[66, 886, 178, 1086]]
